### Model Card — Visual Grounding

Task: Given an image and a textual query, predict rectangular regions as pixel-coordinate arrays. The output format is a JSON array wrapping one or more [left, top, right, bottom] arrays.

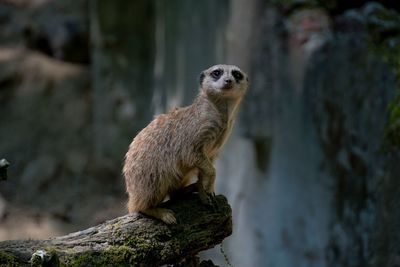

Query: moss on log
[[0, 194, 232, 267]]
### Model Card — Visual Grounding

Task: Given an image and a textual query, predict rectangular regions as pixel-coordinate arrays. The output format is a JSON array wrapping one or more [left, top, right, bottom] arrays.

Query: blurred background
[[0, 0, 400, 266]]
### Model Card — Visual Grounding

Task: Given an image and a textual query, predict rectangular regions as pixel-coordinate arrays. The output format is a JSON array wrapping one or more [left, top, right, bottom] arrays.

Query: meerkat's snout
[[222, 77, 233, 90]]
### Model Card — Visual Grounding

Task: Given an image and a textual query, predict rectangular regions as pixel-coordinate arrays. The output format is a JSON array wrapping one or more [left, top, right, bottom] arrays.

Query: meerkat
[[123, 64, 249, 224]]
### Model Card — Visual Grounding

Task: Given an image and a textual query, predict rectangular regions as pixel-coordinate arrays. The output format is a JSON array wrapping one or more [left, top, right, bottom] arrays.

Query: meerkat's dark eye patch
[[232, 70, 244, 82], [210, 69, 223, 80]]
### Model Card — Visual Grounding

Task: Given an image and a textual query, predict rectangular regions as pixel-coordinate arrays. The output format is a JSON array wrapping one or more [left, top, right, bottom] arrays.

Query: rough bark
[[0, 194, 231, 267]]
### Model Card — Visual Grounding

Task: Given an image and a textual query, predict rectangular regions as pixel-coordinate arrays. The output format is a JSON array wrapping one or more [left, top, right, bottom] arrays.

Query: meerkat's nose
[[224, 78, 233, 85], [222, 78, 233, 90]]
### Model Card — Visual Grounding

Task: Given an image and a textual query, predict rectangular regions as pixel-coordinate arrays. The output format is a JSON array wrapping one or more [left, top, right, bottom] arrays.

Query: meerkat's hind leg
[[140, 207, 177, 224]]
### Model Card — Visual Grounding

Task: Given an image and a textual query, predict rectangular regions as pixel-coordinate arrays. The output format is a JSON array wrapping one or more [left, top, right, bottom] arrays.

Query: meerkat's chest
[[197, 98, 239, 159], [204, 120, 233, 159]]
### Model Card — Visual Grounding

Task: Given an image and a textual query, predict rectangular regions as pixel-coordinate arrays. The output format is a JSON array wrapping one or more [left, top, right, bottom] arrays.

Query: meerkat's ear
[[199, 71, 205, 85]]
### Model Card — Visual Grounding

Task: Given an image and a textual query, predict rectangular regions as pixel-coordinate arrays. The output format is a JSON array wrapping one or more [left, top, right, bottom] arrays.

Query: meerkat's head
[[199, 64, 249, 99]]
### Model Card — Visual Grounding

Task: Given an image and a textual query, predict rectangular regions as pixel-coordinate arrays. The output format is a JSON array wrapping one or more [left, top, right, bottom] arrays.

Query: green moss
[[384, 94, 400, 150], [68, 246, 140, 267], [31, 249, 60, 267], [0, 251, 19, 267], [365, 5, 400, 150], [123, 235, 152, 249], [122, 235, 166, 262], [382, 40, 400, 150], [66, 234, 166, 267]]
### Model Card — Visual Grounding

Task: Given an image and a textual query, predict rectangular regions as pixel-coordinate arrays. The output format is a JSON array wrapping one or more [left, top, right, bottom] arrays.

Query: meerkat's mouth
[[222, 80, 233, 90], [222, 84, 233, 90], [221, 77, 234, 90]]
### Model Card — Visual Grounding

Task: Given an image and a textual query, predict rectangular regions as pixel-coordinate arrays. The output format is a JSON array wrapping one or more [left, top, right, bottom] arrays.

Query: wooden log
[[0, 194, 232, 267]]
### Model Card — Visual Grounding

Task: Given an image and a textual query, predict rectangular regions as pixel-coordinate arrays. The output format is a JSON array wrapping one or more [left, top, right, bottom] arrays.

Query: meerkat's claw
[[210, 193, 220, 211], [198, 190, 219, 211], [207, 190, 221, 211], [198, 190, 212, 206]]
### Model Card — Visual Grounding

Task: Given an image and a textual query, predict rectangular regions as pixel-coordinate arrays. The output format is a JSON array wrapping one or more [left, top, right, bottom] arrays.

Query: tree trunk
[[0, 194, 231, 267]]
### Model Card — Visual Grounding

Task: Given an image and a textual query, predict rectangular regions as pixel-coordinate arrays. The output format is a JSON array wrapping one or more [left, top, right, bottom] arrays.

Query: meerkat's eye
[[210, 69, 223, 79], [232, 70, 244, 82]]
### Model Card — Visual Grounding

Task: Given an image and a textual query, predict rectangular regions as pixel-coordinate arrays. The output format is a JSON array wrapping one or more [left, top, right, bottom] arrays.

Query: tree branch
[[0, 194, 232, 266]]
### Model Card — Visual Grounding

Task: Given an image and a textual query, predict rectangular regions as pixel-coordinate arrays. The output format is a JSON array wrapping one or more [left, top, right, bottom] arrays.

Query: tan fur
[[123, 64, 249, 224]]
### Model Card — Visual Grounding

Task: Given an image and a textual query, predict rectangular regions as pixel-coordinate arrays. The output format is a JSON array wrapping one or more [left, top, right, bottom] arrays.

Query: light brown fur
[[123, 64, 249, 224]]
